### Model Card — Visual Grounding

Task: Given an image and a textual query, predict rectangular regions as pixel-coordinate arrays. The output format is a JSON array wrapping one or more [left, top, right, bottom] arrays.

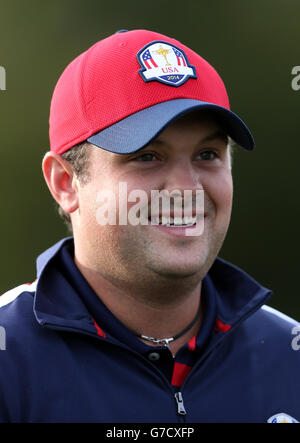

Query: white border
[[261, 304, 299, 326], [0, 280, 38, 308]]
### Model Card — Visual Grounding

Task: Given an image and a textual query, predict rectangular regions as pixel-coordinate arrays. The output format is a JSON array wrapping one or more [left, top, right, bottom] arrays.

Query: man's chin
[[149, 258, 210, 281]]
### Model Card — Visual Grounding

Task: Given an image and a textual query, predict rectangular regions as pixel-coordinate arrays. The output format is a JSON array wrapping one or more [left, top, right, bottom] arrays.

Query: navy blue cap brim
[[87, 98, 254, 153]]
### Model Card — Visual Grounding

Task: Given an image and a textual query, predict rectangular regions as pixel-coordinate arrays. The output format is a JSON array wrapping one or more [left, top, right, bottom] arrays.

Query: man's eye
[[134, 152, 158, 162], [197, 150, 218, 161]]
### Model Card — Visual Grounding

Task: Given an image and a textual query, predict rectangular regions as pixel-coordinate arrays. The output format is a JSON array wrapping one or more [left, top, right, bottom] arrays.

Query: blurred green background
[[0, 0, 299, 318]]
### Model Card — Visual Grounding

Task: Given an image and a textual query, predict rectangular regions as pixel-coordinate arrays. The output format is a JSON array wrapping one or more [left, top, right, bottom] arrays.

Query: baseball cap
[[49, 29, 254, 154]]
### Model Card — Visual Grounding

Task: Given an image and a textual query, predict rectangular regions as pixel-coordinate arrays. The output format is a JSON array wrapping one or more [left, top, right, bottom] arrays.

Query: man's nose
[[158, 160, 204, 216], [162, 158, 203, 194]]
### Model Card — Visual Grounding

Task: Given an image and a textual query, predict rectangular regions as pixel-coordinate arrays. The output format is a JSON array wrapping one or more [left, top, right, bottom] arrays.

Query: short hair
[[57, 141, 91, 233]]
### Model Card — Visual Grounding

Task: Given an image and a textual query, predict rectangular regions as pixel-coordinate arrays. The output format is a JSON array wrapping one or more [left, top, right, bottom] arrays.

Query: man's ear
[[42, 152, 79, 214]]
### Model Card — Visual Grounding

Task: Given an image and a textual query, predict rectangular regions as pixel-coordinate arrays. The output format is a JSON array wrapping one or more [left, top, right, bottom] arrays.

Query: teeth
[[150, 216, 160, 225], [182, 216, 195, 225], [150, 216, 197, 226]]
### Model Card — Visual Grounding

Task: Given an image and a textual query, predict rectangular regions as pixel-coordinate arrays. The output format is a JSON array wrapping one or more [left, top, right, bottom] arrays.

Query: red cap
[[49, 29, 254, 154]]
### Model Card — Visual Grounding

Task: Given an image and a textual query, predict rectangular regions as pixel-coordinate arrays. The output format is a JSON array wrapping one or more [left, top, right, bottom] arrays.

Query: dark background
[[0, 0, 299, 318]]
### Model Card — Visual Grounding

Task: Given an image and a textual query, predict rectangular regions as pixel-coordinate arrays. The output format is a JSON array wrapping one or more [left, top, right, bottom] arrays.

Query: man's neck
[[74, 256, 203, 356]]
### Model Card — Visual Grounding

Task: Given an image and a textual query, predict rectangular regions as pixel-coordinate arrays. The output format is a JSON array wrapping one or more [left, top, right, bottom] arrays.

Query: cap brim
[[87, 98, 254, 153]]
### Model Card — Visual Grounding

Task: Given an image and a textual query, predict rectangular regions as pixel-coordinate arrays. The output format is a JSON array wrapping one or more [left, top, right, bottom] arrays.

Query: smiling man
[[44, 112, 232, 357], [0, 29, 299, 423]]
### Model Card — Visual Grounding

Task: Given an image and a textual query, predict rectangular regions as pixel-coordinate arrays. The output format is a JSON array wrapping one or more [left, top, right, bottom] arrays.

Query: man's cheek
[[217, 177, 233, 209]]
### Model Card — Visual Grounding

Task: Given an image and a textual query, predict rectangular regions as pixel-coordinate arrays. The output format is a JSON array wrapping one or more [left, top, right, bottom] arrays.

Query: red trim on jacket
[[171, 362, 192, 387], [214, 318, 232, 333], [93, 319, 107, 338], [188, 335, 197, 351]]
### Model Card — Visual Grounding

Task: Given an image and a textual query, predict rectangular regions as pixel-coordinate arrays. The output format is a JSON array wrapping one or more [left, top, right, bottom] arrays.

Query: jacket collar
[[34, 237, 272, 334], [34, 237, 97, 335], [208, 257, 272, 330]]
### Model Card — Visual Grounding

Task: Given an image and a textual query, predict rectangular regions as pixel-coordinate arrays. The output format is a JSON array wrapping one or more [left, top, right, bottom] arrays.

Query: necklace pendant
[[140, 335, 161, 344], [162, 338, 174, 346], [140, 335, 174, 346]]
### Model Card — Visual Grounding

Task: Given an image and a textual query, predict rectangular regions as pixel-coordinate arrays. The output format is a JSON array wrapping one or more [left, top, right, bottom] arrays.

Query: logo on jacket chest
[[267, 413, 299, 423]]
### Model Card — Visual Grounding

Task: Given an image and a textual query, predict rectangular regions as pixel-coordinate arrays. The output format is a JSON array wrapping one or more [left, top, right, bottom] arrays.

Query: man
[[0, 29, 299, 423]]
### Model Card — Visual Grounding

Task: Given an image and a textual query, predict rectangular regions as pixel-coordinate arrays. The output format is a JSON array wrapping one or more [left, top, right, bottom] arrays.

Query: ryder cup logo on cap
[[137, 41, 197, 86]]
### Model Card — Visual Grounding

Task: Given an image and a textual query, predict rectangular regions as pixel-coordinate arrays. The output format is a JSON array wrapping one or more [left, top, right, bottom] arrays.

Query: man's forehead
[[164, 109, 227, 131]]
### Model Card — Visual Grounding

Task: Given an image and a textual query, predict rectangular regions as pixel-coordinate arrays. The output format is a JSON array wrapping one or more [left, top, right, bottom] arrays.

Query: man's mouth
[[149, 215, 201, 227]]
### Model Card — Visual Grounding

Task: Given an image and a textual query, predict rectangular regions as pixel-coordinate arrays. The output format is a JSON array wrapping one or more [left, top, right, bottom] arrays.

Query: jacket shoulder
[[0, 281, 37, 304], [0, 281, 37, 325], [259, 304, 299, 330], [243, 304, 300, 354]]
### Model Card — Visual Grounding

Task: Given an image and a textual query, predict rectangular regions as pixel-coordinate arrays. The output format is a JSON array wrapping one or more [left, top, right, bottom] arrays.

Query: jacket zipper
[[174, 391, 187, 416]]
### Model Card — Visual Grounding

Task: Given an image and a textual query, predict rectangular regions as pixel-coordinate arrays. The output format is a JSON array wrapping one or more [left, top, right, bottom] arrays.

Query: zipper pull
[[174, 391, 187, 415]]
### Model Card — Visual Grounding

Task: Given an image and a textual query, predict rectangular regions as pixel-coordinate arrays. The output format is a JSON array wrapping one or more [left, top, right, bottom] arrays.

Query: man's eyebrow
[[199, 130, 229, 144]]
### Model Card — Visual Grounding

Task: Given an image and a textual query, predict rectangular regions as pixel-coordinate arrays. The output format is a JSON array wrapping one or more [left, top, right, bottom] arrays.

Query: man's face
[[73, 112, 233, 286]]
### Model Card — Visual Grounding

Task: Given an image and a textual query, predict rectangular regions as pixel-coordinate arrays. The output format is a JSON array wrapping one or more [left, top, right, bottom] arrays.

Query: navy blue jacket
[[0, 237, 299, 423]]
